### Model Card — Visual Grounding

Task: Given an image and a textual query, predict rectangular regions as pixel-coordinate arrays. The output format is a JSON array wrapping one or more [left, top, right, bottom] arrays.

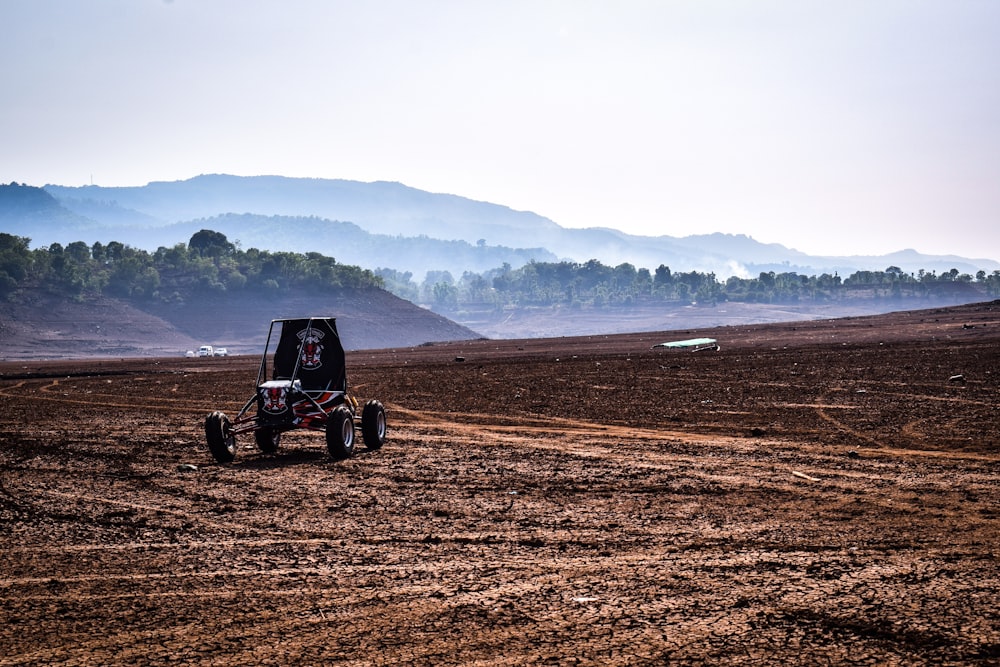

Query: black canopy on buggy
[[266, 318, 347, 392]]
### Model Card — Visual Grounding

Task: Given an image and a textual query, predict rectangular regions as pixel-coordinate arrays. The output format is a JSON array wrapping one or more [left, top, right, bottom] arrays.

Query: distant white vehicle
[[214, 347, 229, 357], [185, 350, 196, 358], [651, 337, 720, 352], [198, 345, 214, 357]]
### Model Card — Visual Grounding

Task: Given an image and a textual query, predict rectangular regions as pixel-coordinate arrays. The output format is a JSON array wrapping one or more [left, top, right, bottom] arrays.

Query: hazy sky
[[3, 1, 999, 261]]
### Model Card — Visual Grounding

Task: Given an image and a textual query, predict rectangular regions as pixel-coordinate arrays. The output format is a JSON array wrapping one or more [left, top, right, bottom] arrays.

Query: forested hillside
[[0, 229, 480, 357], [3, 229, 998, 315], [0, 229, 382, 303]]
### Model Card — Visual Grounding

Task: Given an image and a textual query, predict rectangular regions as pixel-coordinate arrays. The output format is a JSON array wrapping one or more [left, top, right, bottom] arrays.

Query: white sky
[[2, 0, 999, 261]]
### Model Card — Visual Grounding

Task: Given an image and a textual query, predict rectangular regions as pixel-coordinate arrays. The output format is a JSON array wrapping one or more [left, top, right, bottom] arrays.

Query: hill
[[38, 178, 559, 277], [23, 175, 999, 279], [0, 287, 480, 360]]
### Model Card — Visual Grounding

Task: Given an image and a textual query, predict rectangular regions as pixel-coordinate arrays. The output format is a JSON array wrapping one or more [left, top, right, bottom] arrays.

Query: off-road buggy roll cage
[[204, 317, 387, 463]]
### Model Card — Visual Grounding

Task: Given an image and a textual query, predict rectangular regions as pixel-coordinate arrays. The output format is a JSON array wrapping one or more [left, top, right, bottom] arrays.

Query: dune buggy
[[204, 317, 387, 463]]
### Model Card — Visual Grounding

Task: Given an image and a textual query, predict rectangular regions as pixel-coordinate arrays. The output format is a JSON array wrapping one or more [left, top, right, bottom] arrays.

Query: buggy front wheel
[[205, 411, 236, 463], [325, 406, 355, 460], [361, 400, 387, 450], [254, 427, 281, 454]]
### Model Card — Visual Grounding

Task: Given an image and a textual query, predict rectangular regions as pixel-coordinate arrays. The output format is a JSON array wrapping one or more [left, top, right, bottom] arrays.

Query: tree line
[[378, 259, 1000, 312], [0, 230, 383, 303], [2, 229, 998, 310]]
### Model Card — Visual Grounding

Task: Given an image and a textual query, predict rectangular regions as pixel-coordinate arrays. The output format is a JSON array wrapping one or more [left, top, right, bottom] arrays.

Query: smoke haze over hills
[[9, 176, 995, 281]]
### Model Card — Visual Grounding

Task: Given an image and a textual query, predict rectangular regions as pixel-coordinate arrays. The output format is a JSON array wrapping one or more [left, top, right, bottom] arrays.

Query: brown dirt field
[[1, 302, 998, 665]]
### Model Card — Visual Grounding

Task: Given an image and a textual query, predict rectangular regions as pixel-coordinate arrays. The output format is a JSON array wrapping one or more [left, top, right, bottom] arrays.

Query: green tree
[[189, 229, 235, 258], [0, 233, 32, 295], [432, 281, 458, 308]]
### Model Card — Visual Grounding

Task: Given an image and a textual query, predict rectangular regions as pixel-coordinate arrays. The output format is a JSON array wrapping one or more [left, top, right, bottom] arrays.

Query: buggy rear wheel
[[205, 411, 236, 463], [325, 405, 355, 460], [361, 399, 387, 450], [254, 427, 281, 454]]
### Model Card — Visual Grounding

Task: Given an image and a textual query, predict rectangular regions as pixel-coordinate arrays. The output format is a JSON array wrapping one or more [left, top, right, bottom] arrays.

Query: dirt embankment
[[0, 288, 480, 360], [0, 301, 998, 665]]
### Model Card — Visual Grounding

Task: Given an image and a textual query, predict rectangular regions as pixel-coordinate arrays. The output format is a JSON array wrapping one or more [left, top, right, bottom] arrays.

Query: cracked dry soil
[[1, 303, 998, 665]]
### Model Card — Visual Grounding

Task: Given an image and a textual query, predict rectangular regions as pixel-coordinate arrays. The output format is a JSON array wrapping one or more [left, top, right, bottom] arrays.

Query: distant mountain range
[[3, 175, 997, 279]]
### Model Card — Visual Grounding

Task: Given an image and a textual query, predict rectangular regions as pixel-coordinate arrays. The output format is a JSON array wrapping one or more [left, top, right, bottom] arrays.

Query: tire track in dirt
[[0, 378, 232, 415], [812, 390, 885, 449], [18, 487, 244, 532], [0, 548, 827, 666], [2, 537, 343, 556], [387, 404, 769, 478], [389, 404, 712, 442], [811, 386, 996, 458], [390, 402, 996, 467], [2, 407, 865, 613], [7, 370, 988, 457]]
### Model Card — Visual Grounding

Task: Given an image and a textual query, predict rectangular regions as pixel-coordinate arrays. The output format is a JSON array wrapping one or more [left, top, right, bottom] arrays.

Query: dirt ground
[[1, 302, 998, 665]]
